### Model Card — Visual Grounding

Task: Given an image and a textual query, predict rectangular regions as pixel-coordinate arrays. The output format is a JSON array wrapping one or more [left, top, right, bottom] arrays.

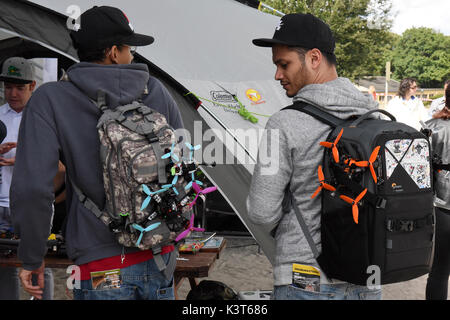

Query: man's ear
[[29, 81, 37, 92], [108, 45, 120, 64], [307, 48, 323, 70]]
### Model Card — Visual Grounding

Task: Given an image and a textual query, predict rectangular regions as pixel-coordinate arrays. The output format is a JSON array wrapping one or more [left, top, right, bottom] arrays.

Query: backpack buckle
[[117, 114, 126, 123], [78, 194, 87, 204], [108, 219, 125, 233], [138, 106, 152, 115], [376, 197, 387, 209], [399, 220, 414, 232], [146, 132, 159, 143], [386, 219, 414, 232], [152, 245, 162, 255]]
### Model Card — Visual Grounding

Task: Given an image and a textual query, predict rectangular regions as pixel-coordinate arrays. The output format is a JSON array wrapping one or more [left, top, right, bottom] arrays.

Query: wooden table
[[173, 238, 227, 299], [0, 252, 73, 268], [173, 252, 218, 299], [0, 238, 226, 300]]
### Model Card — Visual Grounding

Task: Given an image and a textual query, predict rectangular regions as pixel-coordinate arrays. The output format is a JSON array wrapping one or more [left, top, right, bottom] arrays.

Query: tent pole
[[258, 2, 285, 17]]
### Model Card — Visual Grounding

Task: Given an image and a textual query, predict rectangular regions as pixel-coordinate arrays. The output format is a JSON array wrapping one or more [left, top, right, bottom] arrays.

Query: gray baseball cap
[[0, 57, 34, 84]]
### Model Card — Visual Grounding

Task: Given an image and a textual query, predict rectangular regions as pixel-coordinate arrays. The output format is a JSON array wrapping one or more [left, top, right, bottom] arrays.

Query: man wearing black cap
[[248, 13, 381, 300], [10, 6, 183, 300]]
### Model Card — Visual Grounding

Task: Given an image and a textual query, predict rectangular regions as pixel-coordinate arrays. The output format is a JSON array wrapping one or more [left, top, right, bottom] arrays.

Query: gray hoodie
[[247, 77, 378, 286], [10, 62, 183, 270]]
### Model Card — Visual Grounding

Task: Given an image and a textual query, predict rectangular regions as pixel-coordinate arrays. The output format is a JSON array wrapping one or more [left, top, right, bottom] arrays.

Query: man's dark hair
[[76, 44, 126, 63], [397, 77, 417, 99], [291, 47, 337, 66], [433, 83, 450, 120]]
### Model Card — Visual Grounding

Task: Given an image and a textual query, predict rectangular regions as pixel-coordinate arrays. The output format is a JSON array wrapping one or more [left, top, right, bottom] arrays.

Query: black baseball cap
[[252, 13, 335, 56], [70, 6, 154, 50]]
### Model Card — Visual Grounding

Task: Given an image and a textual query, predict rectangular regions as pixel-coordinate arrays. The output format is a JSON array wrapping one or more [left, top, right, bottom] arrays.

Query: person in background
[[0, 57, 54, 300], [424, 84, 450, 300], [385, 78, 428, 130], [368, 85, 377, 101], [428, 80, 449, 119]]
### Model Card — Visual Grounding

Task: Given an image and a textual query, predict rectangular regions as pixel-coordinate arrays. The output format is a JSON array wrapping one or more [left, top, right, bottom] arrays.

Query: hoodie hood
[[293, 77, 379, 120], [66, 62, 150, 108]]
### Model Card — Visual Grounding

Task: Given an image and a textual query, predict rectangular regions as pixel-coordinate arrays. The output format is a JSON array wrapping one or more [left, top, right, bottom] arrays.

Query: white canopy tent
[[0, 0, 296, 263]]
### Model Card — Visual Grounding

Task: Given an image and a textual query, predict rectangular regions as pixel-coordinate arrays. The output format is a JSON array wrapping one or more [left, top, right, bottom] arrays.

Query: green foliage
[[389, 28, 450, 88], [261, 0, 395, 80]]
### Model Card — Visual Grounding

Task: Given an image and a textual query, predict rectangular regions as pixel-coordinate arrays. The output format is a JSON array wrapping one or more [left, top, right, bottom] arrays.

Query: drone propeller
[[175, 213, 205, 242], [320, 128, 344, 163], [182, 142, 204, 190], [189, 182, 217, 207], [185, 142, 201, 162], [162, 142, 180, 163], [132, 222, 161, 247], [140, 184, 169, 211], [185, 173, 204, 191], [311, 165, 336, 199], [339, 188, 368, 224], [162, 175, 179, 195], [348, 146, 380, 183]]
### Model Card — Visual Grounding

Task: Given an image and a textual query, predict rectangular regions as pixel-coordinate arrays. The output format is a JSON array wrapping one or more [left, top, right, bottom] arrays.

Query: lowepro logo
[[391, 183, 404, 192]]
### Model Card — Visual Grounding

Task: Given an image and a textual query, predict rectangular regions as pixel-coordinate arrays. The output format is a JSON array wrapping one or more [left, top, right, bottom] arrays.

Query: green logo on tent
[[7, 66, 22, 77]]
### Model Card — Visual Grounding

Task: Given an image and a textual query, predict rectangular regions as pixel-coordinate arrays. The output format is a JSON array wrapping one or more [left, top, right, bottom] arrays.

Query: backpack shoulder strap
[[435, 163, 450, 171], [282, 101, 344, 128], [284, 188, 320, 259], [280, 101, 342, 261]]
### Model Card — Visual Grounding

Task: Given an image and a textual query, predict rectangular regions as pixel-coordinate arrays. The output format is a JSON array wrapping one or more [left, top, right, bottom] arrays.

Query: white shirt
[[385, 96, 429, 130], [0, 103, 23, 207], [428, 96, 445, 118]]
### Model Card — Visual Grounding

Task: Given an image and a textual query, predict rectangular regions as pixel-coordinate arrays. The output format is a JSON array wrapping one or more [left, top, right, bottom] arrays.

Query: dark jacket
[[10, 62, 184, 270], [426, 118, 450, 210]]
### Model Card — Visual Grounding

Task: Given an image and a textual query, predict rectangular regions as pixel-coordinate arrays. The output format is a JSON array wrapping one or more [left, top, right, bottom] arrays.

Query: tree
[[261, 0, 396, 80], [389, 28, 450, 88]]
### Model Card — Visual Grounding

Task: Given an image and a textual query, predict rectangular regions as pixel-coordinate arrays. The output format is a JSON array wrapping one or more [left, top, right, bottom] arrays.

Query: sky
[[390, 0, 450, 35]]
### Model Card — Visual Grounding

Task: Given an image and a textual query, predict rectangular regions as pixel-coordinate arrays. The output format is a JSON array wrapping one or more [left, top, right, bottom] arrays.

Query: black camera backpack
[[283, 101, 435, 285]]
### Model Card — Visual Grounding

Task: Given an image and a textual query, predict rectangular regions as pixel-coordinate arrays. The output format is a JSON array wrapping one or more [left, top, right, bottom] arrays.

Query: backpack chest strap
[[333, 168, 387, 209]]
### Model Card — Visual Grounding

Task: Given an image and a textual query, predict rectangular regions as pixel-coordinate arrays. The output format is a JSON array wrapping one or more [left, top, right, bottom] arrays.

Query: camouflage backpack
[[69, 88, 194, 259]]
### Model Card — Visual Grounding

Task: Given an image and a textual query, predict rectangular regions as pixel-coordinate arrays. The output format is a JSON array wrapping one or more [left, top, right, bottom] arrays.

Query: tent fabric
[[0, 0, 77, 60], [0, 0, 295, 264]]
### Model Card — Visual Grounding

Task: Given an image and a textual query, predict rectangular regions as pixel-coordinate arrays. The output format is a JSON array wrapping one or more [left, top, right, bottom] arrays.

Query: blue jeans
[[273, 283, 382, 300], [73, 251, 175, 300]]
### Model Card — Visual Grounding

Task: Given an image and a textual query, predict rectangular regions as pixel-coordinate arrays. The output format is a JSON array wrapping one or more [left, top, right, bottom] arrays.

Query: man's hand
[[0, 156, 15, 166], [0, 142, 17, 154], [19, 262, 45, 300]]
